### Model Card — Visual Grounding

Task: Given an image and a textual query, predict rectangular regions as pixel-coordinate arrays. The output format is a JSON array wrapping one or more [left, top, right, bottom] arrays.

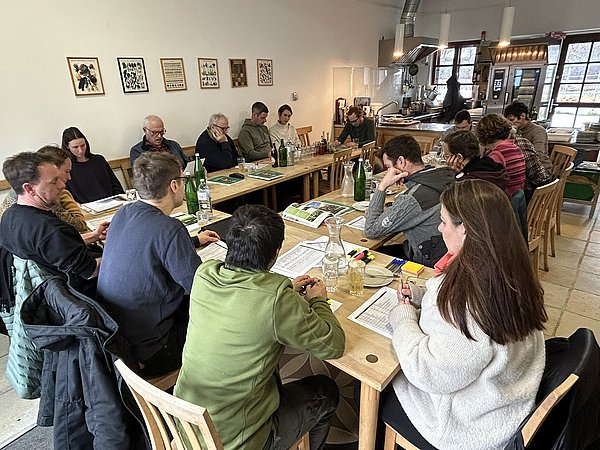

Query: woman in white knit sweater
[[383, 179, 547, 450]]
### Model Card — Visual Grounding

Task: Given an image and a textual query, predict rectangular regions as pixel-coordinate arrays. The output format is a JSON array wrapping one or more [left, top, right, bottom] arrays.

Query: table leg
[[358, 382, 381, 450], [302, 174, 310, 202], [270, 186, 277, 210], [312, 171, 320, 198]]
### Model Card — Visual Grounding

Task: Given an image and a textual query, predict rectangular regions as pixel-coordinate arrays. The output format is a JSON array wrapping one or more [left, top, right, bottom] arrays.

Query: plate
[[352, 201, 370, 211], [364, 266, 394, 288]]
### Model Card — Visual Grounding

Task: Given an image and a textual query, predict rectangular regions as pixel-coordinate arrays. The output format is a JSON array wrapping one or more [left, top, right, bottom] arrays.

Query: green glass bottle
[[354, 157, 366, 201], [184, 172, 199, 215], [194, 153, 206, 188], [278, 139, 287, 167]]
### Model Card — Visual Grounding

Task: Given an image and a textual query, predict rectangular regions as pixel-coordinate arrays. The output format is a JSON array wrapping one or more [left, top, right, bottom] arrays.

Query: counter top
[[376, 123, 453, 132]]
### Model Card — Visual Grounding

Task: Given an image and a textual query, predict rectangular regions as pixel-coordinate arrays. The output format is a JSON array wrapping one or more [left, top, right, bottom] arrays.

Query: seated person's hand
[[305, 279, 327, 301], [198, 230, 220, 245], [379, 167, 409, 191], [396, 282, 412, 305], [210, 125, 228, 143], [95, 221, 110, 241], [332, 139, 341, 147], [446, 153, 464, 173], [292, 274, 316, 293]]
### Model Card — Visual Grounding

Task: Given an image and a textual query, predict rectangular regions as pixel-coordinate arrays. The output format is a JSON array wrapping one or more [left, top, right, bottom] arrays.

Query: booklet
[[171, 212, 200, 232], [247, 169, 284, 181], [80, 195, 127, 215], [281, 200, 354, 229], [207, 175, 243, 185], [348, 287, 397, 339]]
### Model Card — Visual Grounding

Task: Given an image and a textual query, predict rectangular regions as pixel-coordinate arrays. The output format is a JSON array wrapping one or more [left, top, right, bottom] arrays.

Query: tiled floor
[[0, 201, 599, 448]]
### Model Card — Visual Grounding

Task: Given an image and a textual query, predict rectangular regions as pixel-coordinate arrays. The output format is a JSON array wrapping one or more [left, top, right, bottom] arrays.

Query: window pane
[[457, 66, 474, 84], [551, 107, 577, 127], [435, 66, 453, 84], [561, 64, 587, 82], [556, 84, 582, 102], [459, 47, 477, 64], [565, 42, 592, 63], [459, 85, 474, 99], [541, 84, 552, 102], [574, 107, 600, 128], [591, 42, 600, 62], [545, 65, 556, 84], [585, 63, 600, 82], [538, 106, 548, 120], [439, 48, 455, 65], [548, 45, 560, 64], [581, 84, 600, 103]]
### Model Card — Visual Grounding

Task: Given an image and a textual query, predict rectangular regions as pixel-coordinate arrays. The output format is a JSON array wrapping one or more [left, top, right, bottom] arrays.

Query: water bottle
[[194, 153, 206, 188], [278, 139, 288, 167], [364, 160, 373, 198], [197, 179, 213, 221], [286, 138, 294, 166], [184, 172, 199, 215], [354, 157, 366, 201]]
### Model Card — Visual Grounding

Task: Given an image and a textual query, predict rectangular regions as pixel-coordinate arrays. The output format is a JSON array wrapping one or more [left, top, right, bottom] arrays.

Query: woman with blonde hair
[[381, 179, 547, 450]]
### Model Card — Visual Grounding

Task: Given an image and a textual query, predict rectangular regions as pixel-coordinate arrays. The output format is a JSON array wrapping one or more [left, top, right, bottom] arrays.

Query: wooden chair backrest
[[360, 141, 377, 165], [297, 126, 312, 147], [522, 373, 579, 446], [114, 359, 224, 450], [527, 179, 559, 247], [182, 145, 196, 158], [0, 179, 11, 193], [330, 148, 353, 192], [549, 145, 577, 179], [109, 157, 134, 190], [413, 135, 437, 156]]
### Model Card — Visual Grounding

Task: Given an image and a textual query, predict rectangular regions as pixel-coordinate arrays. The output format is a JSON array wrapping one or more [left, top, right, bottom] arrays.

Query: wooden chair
[[115, 359, 309, 450], [297, 126, 312, 147], [329, 148, 353, 192], [146, 368, 181, 391], [109, 157, 134, 190], [360, 141, 377, 165], [527, 180, 559, 274], [383, 372, 579, 450], [542, 162, 574, 271], [413, 135, 437, 156], [549, 145, 577, 235]]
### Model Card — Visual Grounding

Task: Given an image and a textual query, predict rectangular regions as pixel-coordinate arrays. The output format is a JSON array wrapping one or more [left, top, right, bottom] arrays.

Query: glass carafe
[[324, 216, 347, 274], [340, 161, 354, 198]]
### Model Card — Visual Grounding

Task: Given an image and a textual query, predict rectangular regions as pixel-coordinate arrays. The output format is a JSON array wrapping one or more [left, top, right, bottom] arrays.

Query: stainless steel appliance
[[485, 63, 546, 115]]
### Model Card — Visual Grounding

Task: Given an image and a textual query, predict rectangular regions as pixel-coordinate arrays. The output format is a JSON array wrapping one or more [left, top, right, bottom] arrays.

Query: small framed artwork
[[229, 58, 248, 88], [117, 57, 149, 93], [257, 59, 273, 86], [160, 58, 187, 91], [198, 58, 220, 89], [66, 57, 105, 96]]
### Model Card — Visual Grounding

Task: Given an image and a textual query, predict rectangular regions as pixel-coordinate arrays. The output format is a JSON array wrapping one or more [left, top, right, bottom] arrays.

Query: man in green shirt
[[174, 205, 345, 450], [333, 105, 376, 148]]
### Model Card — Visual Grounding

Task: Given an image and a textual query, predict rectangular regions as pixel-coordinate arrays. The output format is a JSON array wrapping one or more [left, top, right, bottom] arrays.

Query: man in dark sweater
[[333, 105, 375, 148], [195, 113, 239, 172], [504, 101, 549, 159], [97, 153, 219, 376], [0, 152, 101, 296], [130, 115, 189, 168]]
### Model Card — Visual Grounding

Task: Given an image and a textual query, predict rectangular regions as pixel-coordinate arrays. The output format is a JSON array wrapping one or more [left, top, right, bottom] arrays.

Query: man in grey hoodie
[[238, 102, 272, 161], [365, 135, 456, 267]]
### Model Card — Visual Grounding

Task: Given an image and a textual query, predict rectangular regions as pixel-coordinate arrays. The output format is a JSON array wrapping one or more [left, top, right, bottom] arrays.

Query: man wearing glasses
[[195, 113, 239, 172], [332, 105, 375, 148], [130, 115, 189, 168]]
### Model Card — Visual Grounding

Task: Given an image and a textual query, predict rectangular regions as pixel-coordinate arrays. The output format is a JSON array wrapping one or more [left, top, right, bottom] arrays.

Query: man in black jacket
[[195, 113, 239, 172]]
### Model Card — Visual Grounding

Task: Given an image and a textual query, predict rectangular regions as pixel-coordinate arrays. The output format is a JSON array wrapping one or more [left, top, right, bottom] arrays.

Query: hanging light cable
[[499, 6, 515, 47], [394, 23, 405, 57], [439, 13, 451, 49]]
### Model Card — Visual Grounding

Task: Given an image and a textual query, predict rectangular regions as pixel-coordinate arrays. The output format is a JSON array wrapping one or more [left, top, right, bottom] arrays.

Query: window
[[538, 44, 560, 120], [432, 44, 477, 104], [551, 35, 600, 127]]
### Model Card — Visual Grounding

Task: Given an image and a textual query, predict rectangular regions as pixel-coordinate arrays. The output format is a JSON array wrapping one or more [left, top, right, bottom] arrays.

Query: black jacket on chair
[[21, 277, 146, 450]]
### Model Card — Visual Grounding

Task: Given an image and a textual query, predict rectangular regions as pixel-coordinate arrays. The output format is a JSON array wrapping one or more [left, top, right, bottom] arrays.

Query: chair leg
[[542, 229, 550, 272], [556, 202, 562, 236], [550, 225, 556, 258], [384, 424, 398, 450]]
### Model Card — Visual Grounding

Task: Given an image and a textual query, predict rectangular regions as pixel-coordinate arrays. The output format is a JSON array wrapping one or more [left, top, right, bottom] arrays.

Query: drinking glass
[[125, 189, 138, 202], [322, 255, 339, 293], [348, 260, 366, 296], [237, 157, 246, 173]]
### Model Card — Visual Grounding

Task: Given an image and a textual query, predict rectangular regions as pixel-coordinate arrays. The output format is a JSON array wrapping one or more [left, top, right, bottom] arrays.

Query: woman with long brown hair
[[381, 179, 547, 450]]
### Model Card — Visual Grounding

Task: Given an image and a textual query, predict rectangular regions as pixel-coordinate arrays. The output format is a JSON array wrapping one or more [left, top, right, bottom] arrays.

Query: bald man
[[130, 115, 189, 167]]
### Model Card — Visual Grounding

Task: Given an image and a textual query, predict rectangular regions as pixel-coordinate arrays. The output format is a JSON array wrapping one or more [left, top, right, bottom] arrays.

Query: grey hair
[[143, 115, 162, 128], [208, 113, 227, 127]]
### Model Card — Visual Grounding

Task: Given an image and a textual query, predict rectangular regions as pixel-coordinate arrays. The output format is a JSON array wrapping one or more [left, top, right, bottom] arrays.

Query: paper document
[[197, 240, 228, 262], [329, 299, 342, 313], [86, 214, 115, 231], [348, 287, 397, 339], [81, 195, 127, 214], [345, 216, 366, 231], [271, 242, 325, 278]]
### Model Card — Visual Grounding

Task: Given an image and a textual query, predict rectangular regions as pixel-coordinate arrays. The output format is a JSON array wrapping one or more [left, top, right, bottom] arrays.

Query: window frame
[[431, 40, 479, 101]]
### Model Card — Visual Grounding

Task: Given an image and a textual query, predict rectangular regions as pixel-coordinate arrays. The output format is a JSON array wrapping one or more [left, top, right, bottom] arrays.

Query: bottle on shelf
[[354, 157, 366, 202], [278, 139, 288, 167], [197, 178, 213, 221], [321, 132, 328, 154], [184, 172, 199, 215], [271, 142, 278, 168], [194, 153, 206, 188]]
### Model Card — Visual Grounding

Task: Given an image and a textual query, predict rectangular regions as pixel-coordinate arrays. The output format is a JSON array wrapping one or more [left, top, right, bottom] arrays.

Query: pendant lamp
[[439, 13, 451, 49], [499, 6, 515, 47], [394, 23, 405, 57]]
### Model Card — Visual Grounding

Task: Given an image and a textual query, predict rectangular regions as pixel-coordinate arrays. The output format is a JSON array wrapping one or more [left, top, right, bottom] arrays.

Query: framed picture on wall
[[117, 57, 149, 93], [160, 58, 187, 91], [229, 59, 248, 88], [198, 58, 220, 89], [257, 59, 273, 86], [66, 57, 105, 96]]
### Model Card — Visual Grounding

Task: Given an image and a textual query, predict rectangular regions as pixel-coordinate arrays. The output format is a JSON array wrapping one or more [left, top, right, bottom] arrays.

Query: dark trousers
[[139, 318, 188, 377], [263, 374, 340, 450]]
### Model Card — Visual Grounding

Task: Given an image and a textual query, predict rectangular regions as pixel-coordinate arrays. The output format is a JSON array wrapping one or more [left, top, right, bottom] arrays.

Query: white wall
[[0, 0, 398, 164], [415, 0, 600, 43]]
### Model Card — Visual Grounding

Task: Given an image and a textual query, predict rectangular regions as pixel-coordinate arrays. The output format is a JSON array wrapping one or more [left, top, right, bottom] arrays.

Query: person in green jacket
[[174, 204, 345, 450], [237, 101, 272, 161]]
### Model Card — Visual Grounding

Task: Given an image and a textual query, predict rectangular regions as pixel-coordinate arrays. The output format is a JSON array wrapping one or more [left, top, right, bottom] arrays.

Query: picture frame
[[198, 58, 220, 89], [160, 58, 187, 91], [229, 58, 248, 88], [66, 57, 105, 96], [257, 59, 273, 86], [117, 57, 149, 93]]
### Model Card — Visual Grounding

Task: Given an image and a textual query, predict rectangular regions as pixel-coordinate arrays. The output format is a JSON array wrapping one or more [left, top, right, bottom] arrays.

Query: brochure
[[247, 169, 284, 181], [80, 195, 127, 215], [207, 175, 243, 185], [171, 212, 200, 232], [281, 200, 354, 229]]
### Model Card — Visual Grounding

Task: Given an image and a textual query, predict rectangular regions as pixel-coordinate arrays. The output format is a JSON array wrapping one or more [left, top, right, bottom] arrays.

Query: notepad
[[400, 261, 425, 277]]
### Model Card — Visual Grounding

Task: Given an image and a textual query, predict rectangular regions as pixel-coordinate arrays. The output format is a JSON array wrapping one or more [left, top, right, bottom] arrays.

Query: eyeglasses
[[145, 128, 167, 136], [348, 116, 361, 124], [173, 176, 187, 182], [214, 124, 230, 132]]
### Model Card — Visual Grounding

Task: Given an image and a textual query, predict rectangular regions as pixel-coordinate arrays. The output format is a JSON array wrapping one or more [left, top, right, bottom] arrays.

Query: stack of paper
[[80, 195, 127, 215]]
